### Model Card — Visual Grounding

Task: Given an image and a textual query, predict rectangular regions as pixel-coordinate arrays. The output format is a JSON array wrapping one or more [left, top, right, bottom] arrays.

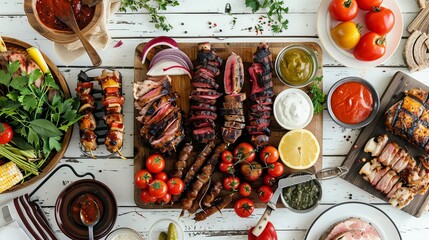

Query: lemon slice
[[278, 129, 320, 169], [26, 47, 50, 74]]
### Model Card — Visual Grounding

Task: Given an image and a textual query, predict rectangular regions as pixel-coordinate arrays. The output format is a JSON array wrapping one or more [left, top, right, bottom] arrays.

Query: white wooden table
[[1, 0, 429, 239]]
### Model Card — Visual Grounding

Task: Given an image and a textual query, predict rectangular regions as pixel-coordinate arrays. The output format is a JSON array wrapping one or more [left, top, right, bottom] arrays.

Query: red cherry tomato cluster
[[328, 0, 395, 61], [219, 143, 285, 218], [135, 154, 184, 204]]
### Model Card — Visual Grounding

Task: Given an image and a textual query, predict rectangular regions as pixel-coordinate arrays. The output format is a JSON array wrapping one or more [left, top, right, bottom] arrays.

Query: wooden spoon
[[52, 0, 102, 66]]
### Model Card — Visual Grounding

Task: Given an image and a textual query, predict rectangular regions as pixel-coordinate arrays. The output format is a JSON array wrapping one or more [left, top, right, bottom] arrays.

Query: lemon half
[[278, 129, 320, 170]]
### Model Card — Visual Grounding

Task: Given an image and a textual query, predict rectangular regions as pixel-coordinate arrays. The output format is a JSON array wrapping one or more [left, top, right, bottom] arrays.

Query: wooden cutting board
[[341, 71, 429, 217], [133, 42, 323, 209]]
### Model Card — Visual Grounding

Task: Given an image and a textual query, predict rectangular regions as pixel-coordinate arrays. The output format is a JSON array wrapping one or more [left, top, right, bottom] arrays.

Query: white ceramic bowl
[[274, 88, 314, 130], [148, 219, 184, 240], [105, 228, 143, 240]]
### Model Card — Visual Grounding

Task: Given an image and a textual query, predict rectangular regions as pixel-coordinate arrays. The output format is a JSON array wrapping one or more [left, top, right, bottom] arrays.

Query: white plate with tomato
[[317, 0, 403, 68]]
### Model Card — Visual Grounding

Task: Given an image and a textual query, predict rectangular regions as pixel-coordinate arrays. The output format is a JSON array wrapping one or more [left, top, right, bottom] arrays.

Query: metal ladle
[[80, 199, 100, 240]]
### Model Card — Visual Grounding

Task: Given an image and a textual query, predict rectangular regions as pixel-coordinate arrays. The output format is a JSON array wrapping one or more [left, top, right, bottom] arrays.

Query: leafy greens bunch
[[0, 61, 80, 174], [245, 0, 289, 33]]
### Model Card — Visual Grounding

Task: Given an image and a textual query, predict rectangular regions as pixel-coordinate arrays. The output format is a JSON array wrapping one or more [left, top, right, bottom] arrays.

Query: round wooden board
[[1, 36, 73, 193]]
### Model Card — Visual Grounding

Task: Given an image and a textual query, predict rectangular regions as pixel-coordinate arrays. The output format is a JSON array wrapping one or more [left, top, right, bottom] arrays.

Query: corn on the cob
[[0, 36, 6, 52], [0, 162, 24, 193]]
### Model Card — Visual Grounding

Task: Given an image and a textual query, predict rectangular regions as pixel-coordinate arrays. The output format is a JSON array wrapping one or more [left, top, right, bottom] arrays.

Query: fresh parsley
[[0, 61, 81, 161], [245, 0, 289, 33], [120, 0, 180, 31], [308, 76, 326, 114]]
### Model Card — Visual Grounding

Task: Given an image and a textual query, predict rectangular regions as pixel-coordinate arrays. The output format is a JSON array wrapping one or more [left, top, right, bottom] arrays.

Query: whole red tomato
[[146, 154, 165, 173], [221, 150, 234, 163], [134, 169, 152, 189], [223, 176, 240, 191], [155, 172, 168, 182], [140, 189, 157, 204], [353, 32, 386, 61], [0, 123, 13, 144], [258, 185, 274, 203], [365, 7, 395, 35], [240, 162, 262, 182], [259, 146, 279, 165], [248, 221, 278, 240], [268, 162, 285, 177], [263, 174, 276, 187], [148, 179, 168, 198], [238, 182, 252, 197], [328, 0, 358, 21], [219, 162, 234, 174], [356, 0, 383, 11], [234, 198, 254, 218], [234, 142, 256, 163], [167, 177, 185, 195], [157, 192, 171, 204]]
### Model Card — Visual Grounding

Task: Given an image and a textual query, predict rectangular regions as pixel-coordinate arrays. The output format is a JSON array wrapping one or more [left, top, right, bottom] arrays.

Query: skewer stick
[[117, 149, 126, 160]]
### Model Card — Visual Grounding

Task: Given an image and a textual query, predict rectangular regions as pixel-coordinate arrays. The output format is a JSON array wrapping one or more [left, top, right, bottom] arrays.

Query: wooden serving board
[[134, 42, 323, 209], [341, 71, 429, 217]]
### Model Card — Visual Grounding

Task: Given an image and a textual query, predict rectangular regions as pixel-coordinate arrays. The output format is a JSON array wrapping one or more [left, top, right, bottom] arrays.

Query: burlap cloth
[[54, 0, 121, 64]]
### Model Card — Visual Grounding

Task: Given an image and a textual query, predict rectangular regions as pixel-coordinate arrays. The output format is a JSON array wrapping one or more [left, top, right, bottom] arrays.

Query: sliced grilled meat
[[190, 102, 217, 112], [193, 127, 216, 143], [221, 127, 243, 144], [224, 114, 245, 123], [220, 108, 244, 115], [223, 102, 243, 109], [224, 93, 247, 102], [224, 121, 246, 129]]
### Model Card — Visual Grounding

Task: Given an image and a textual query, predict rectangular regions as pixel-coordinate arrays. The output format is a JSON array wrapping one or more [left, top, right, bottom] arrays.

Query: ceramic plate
[[305, 202, 401, 239], [55, 179, 117, 240], [317, 0, 403, 68]]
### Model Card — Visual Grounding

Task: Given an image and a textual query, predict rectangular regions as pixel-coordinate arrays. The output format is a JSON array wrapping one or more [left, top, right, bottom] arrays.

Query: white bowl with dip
[[105, 228, 143, 240], [274, 88, 314, 130]]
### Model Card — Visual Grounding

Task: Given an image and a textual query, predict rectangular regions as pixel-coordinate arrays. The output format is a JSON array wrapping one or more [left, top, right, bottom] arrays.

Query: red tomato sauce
[[36, 0, 95, 31], [331, 81, 374, 124], [71, 193, 102, 225]]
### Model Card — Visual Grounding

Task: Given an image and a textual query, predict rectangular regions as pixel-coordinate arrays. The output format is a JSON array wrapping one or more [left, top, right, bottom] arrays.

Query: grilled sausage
[[170, 142, 194, 179], [193, 194, 233, 221], [202, 181, 222, 207]]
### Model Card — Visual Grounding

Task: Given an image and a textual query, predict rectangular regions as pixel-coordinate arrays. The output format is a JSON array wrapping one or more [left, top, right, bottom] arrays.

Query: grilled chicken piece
[[385, 89, 429, 152], [105, 130, 123, 153], [80, 130, 97, 151], [79, 113, 97, 131]]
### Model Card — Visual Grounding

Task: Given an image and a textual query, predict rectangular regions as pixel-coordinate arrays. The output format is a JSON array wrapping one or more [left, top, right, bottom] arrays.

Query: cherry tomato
[[356, 0, 383, 11], [329, 0, 358, 21], [259, 146, 279, 165], [0, 123, 13, 145], [134, 169, 152, 189], [223, 176, 240, 191], [233, 142, 256, 163], [167, 177, 185, 195], [221, 150, 234, 163], [155, 172, 168, 182], [263, 174, 276, 187], [234, 198, 254, 218], [258, 185, 274, 203], [157, 193, 171, 204], [219, 162, 234, 174], [238, 182, 252, 197], [353, 32, 386, 61], [240, 162, 262, 182], [148, 179, 168, 198], [365, 7, 395, 35], [268, 162, 285, 177], [330, 21, 361, 50], [140, 189, 157, 204], [146, 154, 165, 173]]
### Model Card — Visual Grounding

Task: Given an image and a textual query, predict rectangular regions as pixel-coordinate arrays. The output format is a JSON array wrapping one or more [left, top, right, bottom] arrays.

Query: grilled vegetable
[[0, 162, 24, 193]]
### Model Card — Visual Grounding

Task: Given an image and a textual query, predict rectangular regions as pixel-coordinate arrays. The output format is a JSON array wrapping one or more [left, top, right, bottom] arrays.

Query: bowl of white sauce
[[273, 88, 314, 130], [105, 228, 143, 240]]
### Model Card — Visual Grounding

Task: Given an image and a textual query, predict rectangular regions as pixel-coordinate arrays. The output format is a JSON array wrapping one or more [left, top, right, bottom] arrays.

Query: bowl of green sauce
[[275, 45, 319, 88], [281, 171, 322, 213]]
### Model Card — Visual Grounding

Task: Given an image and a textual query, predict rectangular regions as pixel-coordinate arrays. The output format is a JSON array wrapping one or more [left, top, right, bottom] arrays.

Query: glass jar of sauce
[[275, 45, 318, 88]]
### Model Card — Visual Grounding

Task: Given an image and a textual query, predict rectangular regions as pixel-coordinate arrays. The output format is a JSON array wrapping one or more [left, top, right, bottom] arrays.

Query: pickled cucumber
[[167, 222, 178, 240], [158, 231, 167, 240]]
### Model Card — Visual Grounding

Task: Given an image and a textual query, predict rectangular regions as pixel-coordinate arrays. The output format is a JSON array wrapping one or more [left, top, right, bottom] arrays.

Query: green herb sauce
[[282, 180, 320, 210], [278, 48, 313, 84]]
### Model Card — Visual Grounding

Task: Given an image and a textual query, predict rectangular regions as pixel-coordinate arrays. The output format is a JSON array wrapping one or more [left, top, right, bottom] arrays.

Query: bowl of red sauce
[[327, 77, 379, 129], [24, 0, 103, 44]]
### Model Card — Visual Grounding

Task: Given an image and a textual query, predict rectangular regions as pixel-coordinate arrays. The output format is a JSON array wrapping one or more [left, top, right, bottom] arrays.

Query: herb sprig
[[120, 0, 179, 31], [308, 76, 326, 114], [245, 0, 289, 33]]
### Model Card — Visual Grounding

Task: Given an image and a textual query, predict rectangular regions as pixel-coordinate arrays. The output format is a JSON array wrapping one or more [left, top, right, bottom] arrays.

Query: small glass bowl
[[105, 228, 143, 240], [147, 219, 184, 240], [280, 171, 322, 213], [275, 45, 319, 88], [327, 77, 380, 129]]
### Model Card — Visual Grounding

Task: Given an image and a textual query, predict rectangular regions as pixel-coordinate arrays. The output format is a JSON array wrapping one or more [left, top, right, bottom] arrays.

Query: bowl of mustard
[[275, 45, 318, 88]]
